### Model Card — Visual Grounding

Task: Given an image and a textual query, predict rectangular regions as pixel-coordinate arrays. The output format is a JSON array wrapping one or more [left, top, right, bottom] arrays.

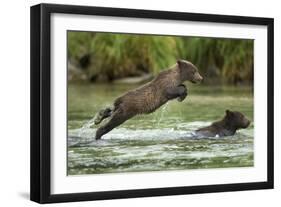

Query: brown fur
[[114, 67, 180, 115], [95, 60, 202, 140], [196, 110, 251, 137]]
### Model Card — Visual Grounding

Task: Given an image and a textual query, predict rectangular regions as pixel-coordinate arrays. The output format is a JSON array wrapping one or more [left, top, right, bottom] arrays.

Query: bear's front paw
[[177, 91, 187, 102], [177, 85, 188, 102]]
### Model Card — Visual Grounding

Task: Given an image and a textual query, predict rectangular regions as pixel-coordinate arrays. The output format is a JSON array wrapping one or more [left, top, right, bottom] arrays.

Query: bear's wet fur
[[195, 110, 251, 137], [94, 60, 203, 140]]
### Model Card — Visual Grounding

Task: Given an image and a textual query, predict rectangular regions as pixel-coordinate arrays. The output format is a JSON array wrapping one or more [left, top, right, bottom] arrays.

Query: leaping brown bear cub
[[94, 59, 203, 140], [195, 110, 251, 137]]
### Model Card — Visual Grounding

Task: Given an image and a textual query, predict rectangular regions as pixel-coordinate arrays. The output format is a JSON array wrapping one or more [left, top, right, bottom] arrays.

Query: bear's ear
[[225, 109, 232, 116], [177, 59, 184, 68]]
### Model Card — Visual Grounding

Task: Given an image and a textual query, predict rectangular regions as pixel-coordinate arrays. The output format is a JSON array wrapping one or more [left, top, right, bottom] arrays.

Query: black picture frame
[[30, 3, 274, 204]]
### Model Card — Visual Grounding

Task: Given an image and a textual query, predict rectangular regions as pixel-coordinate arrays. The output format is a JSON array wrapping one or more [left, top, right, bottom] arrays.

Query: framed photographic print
[[30, 3, 274, 203]]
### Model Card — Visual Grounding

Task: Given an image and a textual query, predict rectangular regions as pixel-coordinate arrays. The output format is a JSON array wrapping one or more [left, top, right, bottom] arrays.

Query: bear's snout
[[193, 72, 203, 83], [242, 118, 251, 128]]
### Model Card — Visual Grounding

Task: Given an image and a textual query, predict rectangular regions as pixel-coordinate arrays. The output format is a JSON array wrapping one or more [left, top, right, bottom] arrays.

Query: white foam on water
[[78, 116, 97, 137], [68, 121, 254, 148], [156, 103, 170, 127]]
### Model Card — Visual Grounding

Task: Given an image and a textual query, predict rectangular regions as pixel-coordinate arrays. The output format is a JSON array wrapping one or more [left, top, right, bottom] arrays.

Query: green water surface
[[67, 83, 254, 175]]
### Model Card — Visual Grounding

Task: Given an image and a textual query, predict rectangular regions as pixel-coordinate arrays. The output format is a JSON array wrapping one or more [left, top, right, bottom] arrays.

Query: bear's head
[[177, 59, 203, 83], [225, 109, 251, 129]]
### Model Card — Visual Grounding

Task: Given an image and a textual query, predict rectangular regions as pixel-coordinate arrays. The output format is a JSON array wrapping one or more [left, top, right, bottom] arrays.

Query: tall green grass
[[68, 31, 253, 84], [178, 38, 253, 84]]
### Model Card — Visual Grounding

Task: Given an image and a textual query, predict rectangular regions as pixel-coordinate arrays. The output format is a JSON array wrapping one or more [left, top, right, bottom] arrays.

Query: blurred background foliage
[[68, 31, 253, 85]]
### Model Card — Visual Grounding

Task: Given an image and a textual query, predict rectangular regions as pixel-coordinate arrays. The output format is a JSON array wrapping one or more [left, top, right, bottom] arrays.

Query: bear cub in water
[[195, 110, 250, 137], [94, 60, 203, 140]]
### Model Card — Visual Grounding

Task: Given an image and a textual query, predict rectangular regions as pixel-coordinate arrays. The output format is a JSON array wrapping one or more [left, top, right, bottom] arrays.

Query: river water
[[67, 83, 253, 175]]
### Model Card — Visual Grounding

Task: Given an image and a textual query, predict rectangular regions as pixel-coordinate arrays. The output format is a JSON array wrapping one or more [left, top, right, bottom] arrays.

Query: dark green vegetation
[[67, 84, 254, 175], [68, 31, 253, 84]]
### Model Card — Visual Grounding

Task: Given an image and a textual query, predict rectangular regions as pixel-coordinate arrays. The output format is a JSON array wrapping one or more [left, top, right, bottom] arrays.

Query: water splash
[[69, 116, 98, 146], [78, 117, 97, 137], [156, 103, 169, 127], [68, 121, 252, 147]]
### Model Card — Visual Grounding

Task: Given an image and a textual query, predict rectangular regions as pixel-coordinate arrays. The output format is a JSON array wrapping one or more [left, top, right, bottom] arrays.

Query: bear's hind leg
[[95, 109, 129, 140], [94, 107, 113, 125]]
